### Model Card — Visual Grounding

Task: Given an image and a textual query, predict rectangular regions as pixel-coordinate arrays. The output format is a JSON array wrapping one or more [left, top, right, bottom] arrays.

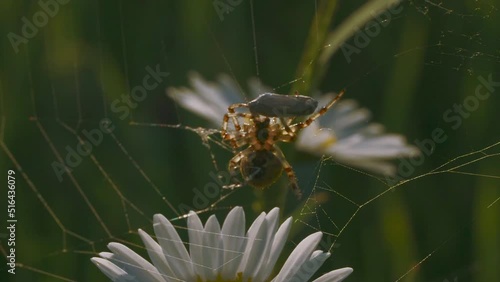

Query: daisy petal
[[273, 231, 323, 282], [138, 229, 176, 282], [153, 214, 195, 281], [91, 257, 134, 282], [189, 73, 230, 117], [187, 211, 205, 279], [238, 212, 267, 279], [241, 216, 268, 280], [201, 215, 223, 280], [107, 242, 165, 282], [256, 217, 293, 281], [167, 87, 221, 125], [312, 267, 354, 282], [220, 206, 247, 280], [290, 250, 331, 281]]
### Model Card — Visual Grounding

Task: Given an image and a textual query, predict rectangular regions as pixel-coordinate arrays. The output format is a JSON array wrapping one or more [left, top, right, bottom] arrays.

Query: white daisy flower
[[91, 206, 353, 282], [167, 73, 419, 176]]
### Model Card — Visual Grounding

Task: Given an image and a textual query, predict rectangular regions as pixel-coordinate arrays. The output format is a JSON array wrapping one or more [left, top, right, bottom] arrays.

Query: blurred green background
[[1, 0, 499, 281]]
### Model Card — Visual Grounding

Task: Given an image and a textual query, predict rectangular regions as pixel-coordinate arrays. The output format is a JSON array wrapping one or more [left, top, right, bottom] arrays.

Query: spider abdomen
[[240, 150, 283, 188]]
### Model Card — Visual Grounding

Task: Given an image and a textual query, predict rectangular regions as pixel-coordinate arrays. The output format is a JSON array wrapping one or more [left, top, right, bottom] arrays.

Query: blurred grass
[[374, 12, 428, 282], [1, 0, 500, 282], [292, 0, 338, 96]]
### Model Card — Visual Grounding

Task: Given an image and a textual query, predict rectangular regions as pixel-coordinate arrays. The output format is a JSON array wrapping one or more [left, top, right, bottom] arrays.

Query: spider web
[[1, 0, 500, 281]]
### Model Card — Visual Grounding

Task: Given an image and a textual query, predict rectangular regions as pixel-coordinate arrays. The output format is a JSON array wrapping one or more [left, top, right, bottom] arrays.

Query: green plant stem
[[291, 0, 339, 96]]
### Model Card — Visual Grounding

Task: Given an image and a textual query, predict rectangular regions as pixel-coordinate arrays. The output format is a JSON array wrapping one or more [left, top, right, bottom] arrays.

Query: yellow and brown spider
[[221, 89, 345, 199]]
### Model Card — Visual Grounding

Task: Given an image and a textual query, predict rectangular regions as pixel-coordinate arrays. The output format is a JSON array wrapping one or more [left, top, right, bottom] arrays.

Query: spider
[[221, 89, 345, 199]]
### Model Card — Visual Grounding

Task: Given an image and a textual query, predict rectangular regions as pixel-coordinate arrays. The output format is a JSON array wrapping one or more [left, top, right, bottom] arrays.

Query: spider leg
[[222, 147, 252, 190], [276, 117, 298, 142], [222, 112, 239, 140], [279, 117, 292, 133], [291, 89, 345, 130], [222, 112, 253, 148], [271, 146, 303, 200], [227, 103, 249, 131]]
